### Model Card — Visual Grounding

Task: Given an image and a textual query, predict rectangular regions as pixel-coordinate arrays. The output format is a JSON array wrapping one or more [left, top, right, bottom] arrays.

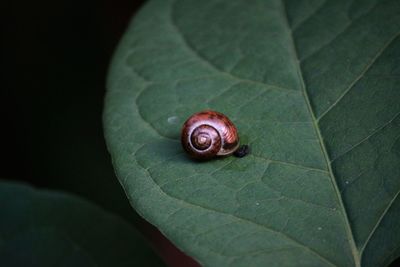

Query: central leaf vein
[[280, 0, 360, 266]]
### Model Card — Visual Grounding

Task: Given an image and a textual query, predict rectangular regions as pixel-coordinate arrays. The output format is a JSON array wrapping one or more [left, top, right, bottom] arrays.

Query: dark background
[[2, 0, 138, 221], [1, 0, 198, 266], [1, 1, 398, 266]]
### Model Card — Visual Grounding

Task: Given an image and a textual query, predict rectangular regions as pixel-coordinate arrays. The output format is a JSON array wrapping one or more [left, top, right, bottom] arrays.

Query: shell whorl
[[181, 110, 239, 160], [190, 125, 219, 151]]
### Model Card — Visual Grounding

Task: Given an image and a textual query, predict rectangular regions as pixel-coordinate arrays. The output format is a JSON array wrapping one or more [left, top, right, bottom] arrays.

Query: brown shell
[[181, 110, 240, 160]]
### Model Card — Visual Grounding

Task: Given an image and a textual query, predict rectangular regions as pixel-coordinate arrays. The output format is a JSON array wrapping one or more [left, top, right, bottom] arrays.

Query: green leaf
[[104, 0, 400, 266], [0, 180, 165, 267]]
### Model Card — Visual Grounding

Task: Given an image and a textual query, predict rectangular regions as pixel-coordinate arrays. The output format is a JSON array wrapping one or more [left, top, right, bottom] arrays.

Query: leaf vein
[[317, 31, 400, 121], [360, 189, 400, 256], [250, 154, 329, 173], [300, 0, 379, 62], [168, 0, 297, 93], [281, 0, 360, 265], [292, 0, 327, 31], [331, 111, 400, 163], [135, 158, 337, 267]]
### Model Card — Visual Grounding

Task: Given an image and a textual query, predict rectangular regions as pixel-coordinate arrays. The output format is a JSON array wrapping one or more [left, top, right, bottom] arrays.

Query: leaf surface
[[104, 0, 400, 266], [0, 180, 165, 267]]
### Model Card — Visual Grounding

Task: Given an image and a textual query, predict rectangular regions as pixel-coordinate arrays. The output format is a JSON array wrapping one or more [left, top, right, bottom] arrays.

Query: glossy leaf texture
[[104, 0, 400, 266], [0, 180, 165, 267]]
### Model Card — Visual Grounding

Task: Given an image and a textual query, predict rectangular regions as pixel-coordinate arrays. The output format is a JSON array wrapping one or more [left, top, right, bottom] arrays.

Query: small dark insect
[[181, 110, 249, 160], [233, 145, 250, 158]]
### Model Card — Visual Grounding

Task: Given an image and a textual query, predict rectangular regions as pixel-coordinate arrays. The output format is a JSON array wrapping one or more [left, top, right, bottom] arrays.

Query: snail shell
[[181, 110, 240, 160]]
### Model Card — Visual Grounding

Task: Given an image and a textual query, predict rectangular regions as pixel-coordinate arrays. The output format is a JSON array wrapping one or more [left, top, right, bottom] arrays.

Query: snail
[[181, 110, 249, 160]]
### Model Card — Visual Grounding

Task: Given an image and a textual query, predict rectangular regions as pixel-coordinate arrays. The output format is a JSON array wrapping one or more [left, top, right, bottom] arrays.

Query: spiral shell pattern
[[181, 110, 240, 160]]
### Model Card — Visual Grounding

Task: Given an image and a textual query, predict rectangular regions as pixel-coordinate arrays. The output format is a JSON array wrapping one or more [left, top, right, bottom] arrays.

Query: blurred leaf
[[0, 180, 165, 267], [104, 0, 400, 266]]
